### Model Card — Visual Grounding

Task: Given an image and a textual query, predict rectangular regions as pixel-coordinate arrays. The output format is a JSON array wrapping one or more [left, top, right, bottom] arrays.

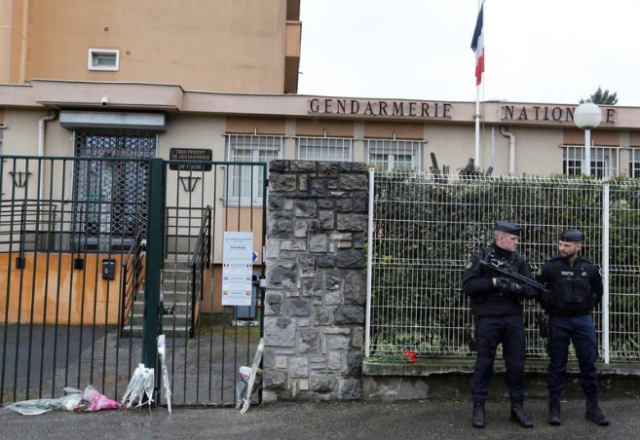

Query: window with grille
[[366, 139, 421, 171], [226, 134, 282, 205], [630, 149, 640, 178], [562, 146, 619, 178], [296, 137, 352, 162], [73, 131, 156, 252]]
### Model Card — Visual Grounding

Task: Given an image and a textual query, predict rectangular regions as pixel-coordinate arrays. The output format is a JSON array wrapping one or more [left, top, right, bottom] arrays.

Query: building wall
[[19, 0, 289, 93], [2, 108, 633, 179]]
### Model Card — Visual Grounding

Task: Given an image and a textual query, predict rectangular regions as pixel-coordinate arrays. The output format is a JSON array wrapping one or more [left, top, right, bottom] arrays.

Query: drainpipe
[[500, 126, 516, 175], [38, 110, 57, 199]]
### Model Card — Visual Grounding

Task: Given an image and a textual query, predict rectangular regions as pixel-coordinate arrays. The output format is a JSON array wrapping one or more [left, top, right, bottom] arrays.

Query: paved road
[[1, 398, 638, 440]]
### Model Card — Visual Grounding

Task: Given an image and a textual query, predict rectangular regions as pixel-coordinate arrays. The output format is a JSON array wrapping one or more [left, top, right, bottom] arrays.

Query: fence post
[[365, 168, 375, 358], [602, 183, 610, 364], [142, 158, 165, 372]]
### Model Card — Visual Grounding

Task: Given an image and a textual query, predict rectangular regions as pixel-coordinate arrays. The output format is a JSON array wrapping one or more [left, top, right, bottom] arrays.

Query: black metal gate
[[0, 155, 267, 407], [158, 159, 267, 407]]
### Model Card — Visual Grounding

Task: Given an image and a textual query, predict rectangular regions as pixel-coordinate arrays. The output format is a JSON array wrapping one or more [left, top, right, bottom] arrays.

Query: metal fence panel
[[366, 171, 640, 363], [0, 156, 148, 404]]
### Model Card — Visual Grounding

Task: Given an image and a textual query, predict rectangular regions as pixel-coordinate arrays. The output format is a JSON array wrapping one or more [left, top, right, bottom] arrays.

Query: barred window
[[630, 148, 640, 178], [73, 131, 156, 252], [366, 139, 421, 171], [562, 146, 619, 179], [296, 137, 352, 162], [226, 134, 283, 204]]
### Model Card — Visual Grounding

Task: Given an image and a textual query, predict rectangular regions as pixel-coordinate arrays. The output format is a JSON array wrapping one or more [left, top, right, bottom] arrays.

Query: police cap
[[560, 228, 583, 242], [494, 220, 522, 236]]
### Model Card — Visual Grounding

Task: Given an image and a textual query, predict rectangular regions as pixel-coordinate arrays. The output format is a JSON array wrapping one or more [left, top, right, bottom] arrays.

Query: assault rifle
[[478, 258, 550, 295]]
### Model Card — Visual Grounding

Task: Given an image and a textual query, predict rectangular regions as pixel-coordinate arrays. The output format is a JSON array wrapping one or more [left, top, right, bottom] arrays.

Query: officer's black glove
[[496, 278, 522, 295]]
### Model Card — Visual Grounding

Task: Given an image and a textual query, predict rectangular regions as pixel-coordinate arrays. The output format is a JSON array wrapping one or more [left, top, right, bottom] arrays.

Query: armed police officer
[[536, 229, 609, 426], [462, 221, 537, 429]]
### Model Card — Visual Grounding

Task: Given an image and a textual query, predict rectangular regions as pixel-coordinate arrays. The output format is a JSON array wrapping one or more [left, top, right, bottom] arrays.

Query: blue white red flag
[[471, 3, 484, 86]]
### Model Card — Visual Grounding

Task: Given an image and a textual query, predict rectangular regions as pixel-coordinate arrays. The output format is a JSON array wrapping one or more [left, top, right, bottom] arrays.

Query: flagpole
[[474, 0, 482, 169], [475, 80, 480, 169]]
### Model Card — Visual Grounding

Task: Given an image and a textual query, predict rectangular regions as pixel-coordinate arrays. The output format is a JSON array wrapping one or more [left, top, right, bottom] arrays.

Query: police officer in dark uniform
[[536, 228, 609, 426], [462, 221, 537, 429]]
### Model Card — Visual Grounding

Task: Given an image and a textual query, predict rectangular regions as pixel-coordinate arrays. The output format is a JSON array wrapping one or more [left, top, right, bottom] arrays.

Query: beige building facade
[[0, 0, 301, 93], [1, 0, 640, 316], [1, 80, 639, 178]]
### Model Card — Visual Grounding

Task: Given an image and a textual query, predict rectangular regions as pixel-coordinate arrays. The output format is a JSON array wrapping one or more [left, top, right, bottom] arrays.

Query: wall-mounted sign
[[309, 98, 453, 119], [222, 232, 254, 307], [501, 105, 616, 124], [169, 148, 212, 171]]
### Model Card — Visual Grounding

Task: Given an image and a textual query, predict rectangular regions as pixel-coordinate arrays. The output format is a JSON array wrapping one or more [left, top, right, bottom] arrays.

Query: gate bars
[[0, 155, 149, 404], [365, 171, 640, 364], [0, 156, 267, 407], [158, 159, 267, 407]]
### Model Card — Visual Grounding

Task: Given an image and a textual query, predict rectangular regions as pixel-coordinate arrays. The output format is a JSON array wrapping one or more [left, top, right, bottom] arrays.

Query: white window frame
[[630, 148, 640, 178], [296, 136, 353, 162], [226, 134, 283, 206], [562, 145, 619, 178], [365, 139, 421, 172], [88, 48, 120, 71]]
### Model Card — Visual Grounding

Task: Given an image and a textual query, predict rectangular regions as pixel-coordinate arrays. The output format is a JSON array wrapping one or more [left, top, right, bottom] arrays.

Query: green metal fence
[[0, 155, 267, 407]]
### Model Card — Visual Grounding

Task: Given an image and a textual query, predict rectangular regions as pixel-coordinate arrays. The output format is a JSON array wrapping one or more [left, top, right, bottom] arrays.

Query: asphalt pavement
[[1, 398, 638, 440]]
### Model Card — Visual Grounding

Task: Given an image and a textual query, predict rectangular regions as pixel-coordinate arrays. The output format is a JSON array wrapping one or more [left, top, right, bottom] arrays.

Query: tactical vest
[[548, 259, 595, 314], [469, 247, 524, 317]]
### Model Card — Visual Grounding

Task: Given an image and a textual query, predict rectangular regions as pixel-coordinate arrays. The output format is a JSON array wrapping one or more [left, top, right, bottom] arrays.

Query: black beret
[[560, 228, 583, 242], [494, 220, 522, 236]]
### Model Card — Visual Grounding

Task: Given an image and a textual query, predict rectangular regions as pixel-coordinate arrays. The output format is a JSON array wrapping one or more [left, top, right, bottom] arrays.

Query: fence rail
[[366, 171, 640, 363]]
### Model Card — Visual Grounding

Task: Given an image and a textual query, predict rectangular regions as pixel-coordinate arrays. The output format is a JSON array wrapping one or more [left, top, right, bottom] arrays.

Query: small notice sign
[[169, 148, 213, 171], [221, 232, 254, 306]]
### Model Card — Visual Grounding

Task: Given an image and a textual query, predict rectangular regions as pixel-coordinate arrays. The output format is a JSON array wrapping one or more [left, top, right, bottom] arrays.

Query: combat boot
[[472, 402, 486, 428], [548, 398, 561, 425], [510, 402, 534, 428], [586, 402, 610, 426]]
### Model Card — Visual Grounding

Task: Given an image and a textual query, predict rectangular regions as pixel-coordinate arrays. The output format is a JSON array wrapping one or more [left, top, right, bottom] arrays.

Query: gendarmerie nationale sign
[[169, 148, 213, 171], [501, 105, 616, 124], [309, 98, 452, 119]]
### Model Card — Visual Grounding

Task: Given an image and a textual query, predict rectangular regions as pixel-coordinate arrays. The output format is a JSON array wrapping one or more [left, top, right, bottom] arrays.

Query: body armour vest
[[544, 256, 597, 315], [467, 247, 524, 317]]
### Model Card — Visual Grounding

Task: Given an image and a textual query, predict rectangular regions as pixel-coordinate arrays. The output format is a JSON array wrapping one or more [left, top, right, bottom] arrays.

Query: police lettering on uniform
[[536, 228, 610, 426], [462, 221, 537, 429]]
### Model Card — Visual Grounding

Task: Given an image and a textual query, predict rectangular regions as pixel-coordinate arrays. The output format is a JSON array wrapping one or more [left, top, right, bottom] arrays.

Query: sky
[[298, 0, 640, 106]]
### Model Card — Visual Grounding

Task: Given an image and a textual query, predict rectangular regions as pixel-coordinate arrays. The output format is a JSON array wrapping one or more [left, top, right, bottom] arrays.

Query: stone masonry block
[[295, 199, 317, 218], [270, 174, 297, 192], [337, 214, 366, 232], [289, 357, 309, 378], [333, 306, 365, 325], [339, 378, 363, 400], [286, 299, 311, 317], [337, 249, 365, 269], [310, 374, 336, 393], [339, 174, 367, 191], [294, 220, 308, 238], [264, 317, 296, 347], [266, 260, 297, 289], [268, 212, 293, 238], [309, 233, 328, 253]]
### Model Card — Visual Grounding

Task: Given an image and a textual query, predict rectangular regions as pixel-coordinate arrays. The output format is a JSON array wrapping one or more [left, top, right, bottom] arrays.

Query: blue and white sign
[[222, 232, 254, 306]]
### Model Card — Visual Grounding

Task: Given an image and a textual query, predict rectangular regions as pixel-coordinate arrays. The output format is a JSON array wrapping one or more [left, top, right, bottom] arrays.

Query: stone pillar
[[263, 160, 368, 401]]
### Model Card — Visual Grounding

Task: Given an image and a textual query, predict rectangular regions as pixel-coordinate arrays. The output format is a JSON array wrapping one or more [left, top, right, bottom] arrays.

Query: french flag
[[471, 3, 484, 86]]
